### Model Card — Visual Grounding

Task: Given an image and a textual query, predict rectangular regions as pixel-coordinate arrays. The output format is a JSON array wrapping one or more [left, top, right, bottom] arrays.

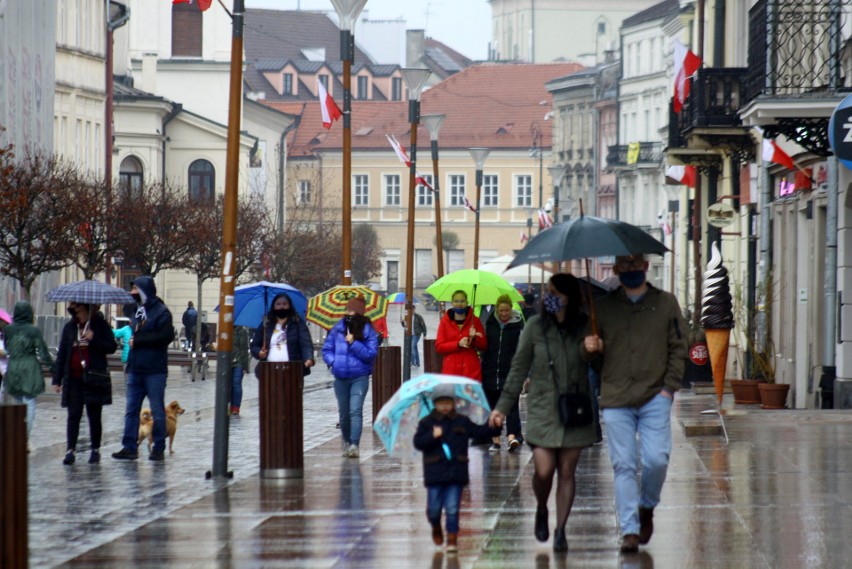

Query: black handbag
[[83, 369, 112, 389], [541, 319, 594, 427]]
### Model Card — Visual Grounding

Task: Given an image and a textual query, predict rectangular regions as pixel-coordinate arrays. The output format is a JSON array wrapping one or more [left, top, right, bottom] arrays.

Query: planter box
[[758, 383, 790, 409], [730, 379, 762, 404]]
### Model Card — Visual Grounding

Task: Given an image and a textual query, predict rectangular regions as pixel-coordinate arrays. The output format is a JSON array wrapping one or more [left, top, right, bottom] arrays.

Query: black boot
[[534, 505, 549, 542]]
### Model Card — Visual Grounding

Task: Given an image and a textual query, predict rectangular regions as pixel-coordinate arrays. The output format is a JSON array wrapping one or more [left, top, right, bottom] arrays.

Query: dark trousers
[[66, 377, 103, 450], [484, 387, 522, 439]]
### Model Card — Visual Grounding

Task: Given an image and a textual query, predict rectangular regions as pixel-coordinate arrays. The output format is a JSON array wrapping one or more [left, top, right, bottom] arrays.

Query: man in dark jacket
[[182, 301, 197, 350], [113, 276, 175, 462]]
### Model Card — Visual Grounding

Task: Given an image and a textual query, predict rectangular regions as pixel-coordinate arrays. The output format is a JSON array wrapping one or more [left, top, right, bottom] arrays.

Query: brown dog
[[165, 400, 185, 454], [138, 409, 154, 451]]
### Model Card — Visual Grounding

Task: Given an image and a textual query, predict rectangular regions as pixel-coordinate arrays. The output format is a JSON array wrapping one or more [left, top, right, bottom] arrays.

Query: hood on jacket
[[132, 276, 157, 305], [13, 300, 34, 324]]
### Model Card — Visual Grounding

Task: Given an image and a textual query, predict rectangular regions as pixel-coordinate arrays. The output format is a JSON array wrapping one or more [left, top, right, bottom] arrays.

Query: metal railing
[[606, 142, 663, 167]]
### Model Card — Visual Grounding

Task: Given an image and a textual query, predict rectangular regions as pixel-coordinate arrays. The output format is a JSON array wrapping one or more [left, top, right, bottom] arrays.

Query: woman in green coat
[[3, 300, 54, 440], [489, 273, 596, 552]]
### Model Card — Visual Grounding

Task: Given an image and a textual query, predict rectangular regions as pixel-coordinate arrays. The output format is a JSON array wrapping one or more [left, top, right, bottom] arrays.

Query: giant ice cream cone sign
[[701, 242, 734, 405]]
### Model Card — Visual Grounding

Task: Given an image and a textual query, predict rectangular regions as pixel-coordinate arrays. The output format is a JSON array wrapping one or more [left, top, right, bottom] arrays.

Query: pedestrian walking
[[373, 315, 389, 346], [322, 297, 379, 458], [480, 293, 525, 452], [182, 301, 197, 350], [2, 300, 54, 446], [53, 303, 117, 465], [489, 273, 596, 552], [230, 325, 249, 416], [112, 276, 175, 462], [413, 385, 499, 553], [435, 290, 486, 381], [582, 254, 687, 553], [401, 306, 427, 367], [250, 292, 315, 377]]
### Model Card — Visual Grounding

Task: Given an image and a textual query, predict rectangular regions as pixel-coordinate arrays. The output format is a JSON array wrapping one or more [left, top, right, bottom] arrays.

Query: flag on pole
[[520, 231, 528, 243], [665, 164, 696, 188], [386, 135, 411, 166], [415, 174, 434, 192], [673, 39, 701, 113], [761, 138, 795, 170], [317, 79, 342, 129], [537, 209, 553, 230], [463, 195, 477, 213], [658, 218, 672, 236]]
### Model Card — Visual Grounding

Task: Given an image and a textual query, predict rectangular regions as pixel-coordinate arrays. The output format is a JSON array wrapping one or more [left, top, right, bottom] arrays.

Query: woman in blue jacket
[[322, 297, 379, 458]]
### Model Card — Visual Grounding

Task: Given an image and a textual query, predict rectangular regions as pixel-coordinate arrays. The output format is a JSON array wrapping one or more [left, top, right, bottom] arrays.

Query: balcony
[[606, 142, 662, 168]]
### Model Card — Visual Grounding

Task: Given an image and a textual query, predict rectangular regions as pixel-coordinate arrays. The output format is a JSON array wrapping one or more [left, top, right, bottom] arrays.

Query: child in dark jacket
[[413, 387, 499, 552]]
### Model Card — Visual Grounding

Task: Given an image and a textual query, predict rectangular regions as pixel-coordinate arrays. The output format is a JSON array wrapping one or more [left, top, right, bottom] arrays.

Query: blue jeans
[[427, 483, 463, 534], [333, 375, 370, 446], [231, 366, 244, 408], [411, 334, 421, 367], [122, 372, 167, 452], [13, 396, 36, 438], [603, 394, 673, 536]]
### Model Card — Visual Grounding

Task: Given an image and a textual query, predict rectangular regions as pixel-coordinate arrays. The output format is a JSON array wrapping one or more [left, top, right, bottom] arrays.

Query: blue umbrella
[[373, 373, 491, 458], [215, 282, 308, 327]]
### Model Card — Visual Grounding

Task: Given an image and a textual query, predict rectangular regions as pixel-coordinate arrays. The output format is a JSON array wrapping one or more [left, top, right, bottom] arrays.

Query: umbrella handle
[[584, 258, 598, 336]]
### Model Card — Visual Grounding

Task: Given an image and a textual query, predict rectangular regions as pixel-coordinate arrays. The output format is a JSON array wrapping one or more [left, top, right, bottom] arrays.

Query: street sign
[[707, 202, 736, 228], [828, 93, 852, 170]]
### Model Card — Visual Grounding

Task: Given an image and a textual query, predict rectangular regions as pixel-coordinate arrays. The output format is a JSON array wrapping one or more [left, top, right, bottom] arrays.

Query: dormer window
[[283, 73, 293, 95]]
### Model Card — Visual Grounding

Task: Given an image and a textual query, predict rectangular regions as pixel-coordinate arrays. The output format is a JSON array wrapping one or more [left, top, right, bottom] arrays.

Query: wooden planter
[[730, 379, 762, 404], [758, 383, 790, 409]]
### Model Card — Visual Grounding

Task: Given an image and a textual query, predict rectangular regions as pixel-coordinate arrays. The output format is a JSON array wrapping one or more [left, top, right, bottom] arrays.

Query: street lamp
[[421, 113, 446, 315], [530, 123, 544, 230], [401, 67, 431, 381], [468, 147, 490, 269], [330, 0, 367, 285], [546, 164, 566, 273]]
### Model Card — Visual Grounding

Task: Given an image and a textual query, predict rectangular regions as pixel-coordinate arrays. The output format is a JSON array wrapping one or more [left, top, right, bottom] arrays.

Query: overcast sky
[[245, 0, 491, 60]]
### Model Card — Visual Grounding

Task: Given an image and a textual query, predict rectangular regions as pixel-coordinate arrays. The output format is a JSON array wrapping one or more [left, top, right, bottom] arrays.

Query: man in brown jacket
[[582, 254, 687, 554]]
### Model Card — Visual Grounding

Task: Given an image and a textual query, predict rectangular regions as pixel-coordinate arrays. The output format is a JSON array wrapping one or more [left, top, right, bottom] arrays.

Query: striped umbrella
[[46, 280, 135, 305], [306, 285, 388, 330], [386, 292, 419, 305]]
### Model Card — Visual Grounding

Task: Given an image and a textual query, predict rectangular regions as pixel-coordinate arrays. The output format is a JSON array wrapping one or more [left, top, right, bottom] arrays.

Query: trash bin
[[257, 361, 304, 479], [0, 404, 27, 567], [423, 339, 442, 373], [372, 345, 401, 421]]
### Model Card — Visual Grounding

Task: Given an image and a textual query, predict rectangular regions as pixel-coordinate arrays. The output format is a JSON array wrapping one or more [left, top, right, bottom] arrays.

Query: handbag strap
[[540, 317, 564, 397]]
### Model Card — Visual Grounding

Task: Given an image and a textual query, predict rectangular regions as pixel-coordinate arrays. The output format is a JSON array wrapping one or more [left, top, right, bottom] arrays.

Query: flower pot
[[758, 383, 790, 409], [730, 379, 762, 404]]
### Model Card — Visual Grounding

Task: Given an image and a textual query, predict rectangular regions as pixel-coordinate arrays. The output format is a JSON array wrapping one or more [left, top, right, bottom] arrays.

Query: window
[[449, 174, 465, 206], [357, 76, 369, 100], [483, 174, 498, 207], [515, 175, 532, 207], [319, 74, 329, 91], [354, 175, 369, 206], [188, 159, 215, 201], [597, 21, 606, 35], [283, 73, 293, 95], [384, 174, 400, 206], [417, 174, 434, 206], [171, 3, 202, 57], [298, 180, 311, 204], [392, 77, 402, 101], [119, 156, 143, 197]]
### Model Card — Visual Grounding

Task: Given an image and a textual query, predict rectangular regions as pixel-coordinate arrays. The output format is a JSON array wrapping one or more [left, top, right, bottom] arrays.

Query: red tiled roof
[[264, 62, 585, 156]]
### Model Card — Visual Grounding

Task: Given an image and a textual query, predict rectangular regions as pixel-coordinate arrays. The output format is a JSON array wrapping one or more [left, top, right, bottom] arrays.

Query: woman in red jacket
[[436, 290, 487, 380]]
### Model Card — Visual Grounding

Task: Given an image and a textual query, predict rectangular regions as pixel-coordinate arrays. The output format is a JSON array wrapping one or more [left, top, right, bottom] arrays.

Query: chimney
[[406, 29, 426, 68]]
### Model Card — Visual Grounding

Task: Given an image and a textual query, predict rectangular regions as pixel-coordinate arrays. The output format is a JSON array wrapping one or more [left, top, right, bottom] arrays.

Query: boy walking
[[413, 386, 498, 552]]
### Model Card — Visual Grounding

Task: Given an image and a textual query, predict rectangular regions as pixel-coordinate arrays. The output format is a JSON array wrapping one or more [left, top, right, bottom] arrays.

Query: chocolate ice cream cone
[[705, 328, 730, 404]]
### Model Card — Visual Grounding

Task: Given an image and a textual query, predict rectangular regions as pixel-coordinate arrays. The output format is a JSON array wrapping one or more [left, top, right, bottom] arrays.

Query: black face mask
[[273, 308, 291, 319], [343, 315, 353, 327], [131, 293, 142, 304]]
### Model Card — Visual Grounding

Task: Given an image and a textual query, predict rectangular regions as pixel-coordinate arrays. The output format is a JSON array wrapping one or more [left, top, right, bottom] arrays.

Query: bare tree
[[64, 174, 120, 279], [352, 223, 383, 285]]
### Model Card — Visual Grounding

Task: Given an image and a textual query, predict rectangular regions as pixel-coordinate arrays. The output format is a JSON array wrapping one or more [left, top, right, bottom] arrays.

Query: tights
[[531, 446, 583, 530]]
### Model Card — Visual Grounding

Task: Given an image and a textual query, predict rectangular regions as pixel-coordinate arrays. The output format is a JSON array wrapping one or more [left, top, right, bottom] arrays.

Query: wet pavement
[[18, 310, 852, 568]]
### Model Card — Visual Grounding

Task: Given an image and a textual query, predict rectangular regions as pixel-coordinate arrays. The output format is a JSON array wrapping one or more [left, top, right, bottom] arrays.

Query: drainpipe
[[277, 117, 299, 234], [713, 0, 725, 67], [161, 103, 182, 182], [820, 157, 838, 408]]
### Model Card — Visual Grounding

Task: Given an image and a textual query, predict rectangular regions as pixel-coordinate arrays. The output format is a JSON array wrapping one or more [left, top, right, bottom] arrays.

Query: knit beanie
[[345, 296, 367, 315]]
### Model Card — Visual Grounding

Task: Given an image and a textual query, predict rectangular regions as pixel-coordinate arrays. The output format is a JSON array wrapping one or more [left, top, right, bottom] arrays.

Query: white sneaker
[[347, 444, 359, 458], [342, 441, 349, 457]]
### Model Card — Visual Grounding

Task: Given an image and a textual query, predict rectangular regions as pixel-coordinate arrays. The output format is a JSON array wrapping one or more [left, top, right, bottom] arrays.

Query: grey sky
[[245, 0, 491, 60]]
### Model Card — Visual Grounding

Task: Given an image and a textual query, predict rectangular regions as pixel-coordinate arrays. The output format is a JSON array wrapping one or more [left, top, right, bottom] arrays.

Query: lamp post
[[546, 164, 566, 273], [401, 67, 431, 381], [330, 0, 367, 285], [530, 123, 544, 230], [421, 113, 446, 286], [469, 147, 490, 270]]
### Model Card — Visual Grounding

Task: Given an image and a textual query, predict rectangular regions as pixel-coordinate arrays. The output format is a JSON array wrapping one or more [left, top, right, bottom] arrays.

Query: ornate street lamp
[[401, 67, 431, 381], [468, 147, 490, 270], [330, 0, 367, 285], [421, 114, 446, 282]]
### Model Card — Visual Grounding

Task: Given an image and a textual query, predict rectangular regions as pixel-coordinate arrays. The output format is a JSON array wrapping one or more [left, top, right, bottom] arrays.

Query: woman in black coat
[[250, 292, 315, 376], [480, 294, 525, 451], [52, 303, 117, 465]]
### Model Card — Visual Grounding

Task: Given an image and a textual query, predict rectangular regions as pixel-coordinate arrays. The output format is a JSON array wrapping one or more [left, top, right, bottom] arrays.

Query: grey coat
[[495, 314, 596, 449]]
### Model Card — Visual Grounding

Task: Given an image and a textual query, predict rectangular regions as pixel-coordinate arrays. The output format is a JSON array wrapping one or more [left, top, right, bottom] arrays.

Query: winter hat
[[431, 384, 456, 402], [345, 296, 366, 315]]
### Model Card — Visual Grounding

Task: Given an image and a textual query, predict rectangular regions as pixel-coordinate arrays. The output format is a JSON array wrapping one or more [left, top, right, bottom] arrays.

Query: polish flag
[[463, 195, 477, 213], [538, 209, 553, 230], [386, 135, 411, 166], [415, 174, 434, 192], [173, 0, 212, 11], [673, 39, 701, 113], [520, 231, 528, 243], [317, 79, 342, 129], [762, 138, 795, 170], [665, 164, 696, 188], [658, 219, 672, 236]]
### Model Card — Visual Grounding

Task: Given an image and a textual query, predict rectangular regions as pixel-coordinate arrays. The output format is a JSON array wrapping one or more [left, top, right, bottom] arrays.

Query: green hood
[[12, 301, 33, 324]]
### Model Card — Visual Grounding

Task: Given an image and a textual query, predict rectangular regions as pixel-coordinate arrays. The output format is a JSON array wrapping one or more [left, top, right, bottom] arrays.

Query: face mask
[[453, 307, 468, 318], [131, 293, 142, 304], [273, 308, 291, 319], [618, 270, 646, 289], [542, 293, 563, 314], [343, 315, 353, 327]]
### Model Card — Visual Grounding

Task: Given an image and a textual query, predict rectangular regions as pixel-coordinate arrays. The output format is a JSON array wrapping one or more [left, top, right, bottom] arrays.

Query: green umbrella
[[425, 269, 523, 307]]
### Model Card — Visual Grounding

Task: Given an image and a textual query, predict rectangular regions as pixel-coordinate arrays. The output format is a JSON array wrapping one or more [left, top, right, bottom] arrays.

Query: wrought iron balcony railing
[[746, 0, 848, 102], [606, 142, 663, 168], [667, 68, 748, 149]]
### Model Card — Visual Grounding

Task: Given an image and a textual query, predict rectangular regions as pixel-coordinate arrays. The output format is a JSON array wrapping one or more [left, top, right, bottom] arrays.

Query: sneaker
[[63, 450, 75, 465], [88, 449, 101, 464], [638, 507, 654, 544], [149, 448, 165, 461], [112, 447, 138, 460], [446, 533, 458, 553], [342, 441, 350, 456], [620, 533, 640, 554], [431, 523, 444, 546], [347, 444, 359, 458], [230, 406, 240, 416], [488, 443, 501, 452], [508, 438, 521, 452]]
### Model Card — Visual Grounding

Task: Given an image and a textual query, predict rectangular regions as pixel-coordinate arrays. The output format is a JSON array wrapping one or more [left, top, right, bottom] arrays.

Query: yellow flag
[[627, 142, 640, 164]]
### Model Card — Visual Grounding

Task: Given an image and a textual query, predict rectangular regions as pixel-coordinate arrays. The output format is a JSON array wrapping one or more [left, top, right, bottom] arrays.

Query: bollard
[[423, 339, 442, 373], [372, 345, 401, 422], [0, 404, 27, 568], [258, 361, 304, 479]]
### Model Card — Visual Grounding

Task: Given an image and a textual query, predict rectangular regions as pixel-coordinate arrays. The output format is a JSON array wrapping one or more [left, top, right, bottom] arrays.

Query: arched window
[[172, 3, 202, 57], [119, 155, 143, 197], [188, 159, 215, 201]]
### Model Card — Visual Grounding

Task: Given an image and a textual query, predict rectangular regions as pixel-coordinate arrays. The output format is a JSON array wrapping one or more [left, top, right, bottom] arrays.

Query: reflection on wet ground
[[22, 365, 852, 568]]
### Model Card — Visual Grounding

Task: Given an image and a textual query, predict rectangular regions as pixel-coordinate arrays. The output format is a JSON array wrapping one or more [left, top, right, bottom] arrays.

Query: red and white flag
[[386, 135, 411, 166], [665, 164, 696, 188], [317, 79, 342, 129], [463, 195, 477, 213], [415, 174, 434, 192], [520, 231, 528, 243], [658, 218, 672, 236], [762, 138, 795, 170], [673, 39, 701, 113], [538, 209, 553, 230], [173, 0, 212, 11]]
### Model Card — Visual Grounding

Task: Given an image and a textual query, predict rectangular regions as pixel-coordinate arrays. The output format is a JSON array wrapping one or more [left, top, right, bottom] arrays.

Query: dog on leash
[[138, 409, 154, 451], [137, 401, 186, 454]]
